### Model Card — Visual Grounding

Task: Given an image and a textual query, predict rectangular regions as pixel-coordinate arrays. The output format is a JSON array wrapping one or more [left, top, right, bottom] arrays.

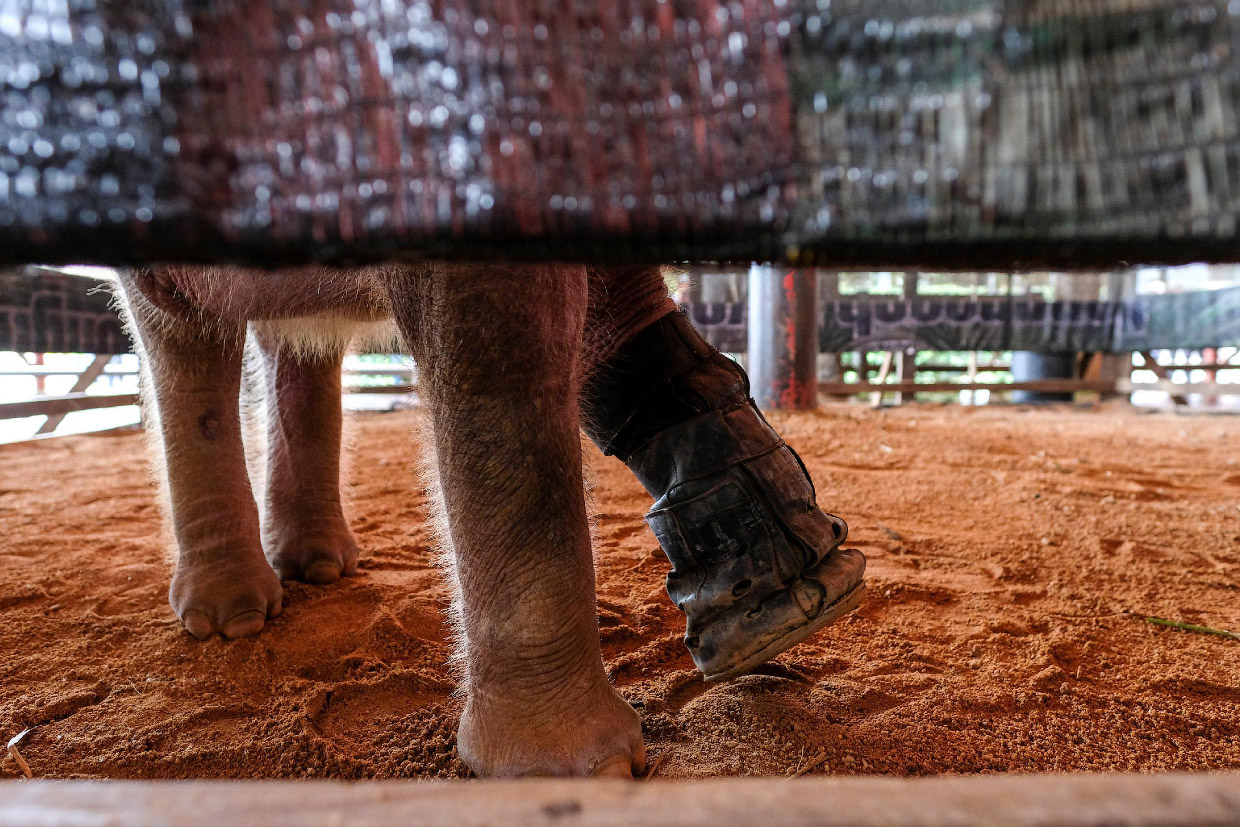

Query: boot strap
[[627, 401, 782, 498], [638, 404, 848, 621]]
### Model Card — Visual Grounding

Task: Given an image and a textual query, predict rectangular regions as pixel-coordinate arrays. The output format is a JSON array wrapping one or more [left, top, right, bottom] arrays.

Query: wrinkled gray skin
[[118, 263, 673, 778]]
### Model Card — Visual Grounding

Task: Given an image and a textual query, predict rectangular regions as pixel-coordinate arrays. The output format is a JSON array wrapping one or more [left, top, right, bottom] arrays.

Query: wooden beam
[[821, 379, 1238, 398], [1137, 352, 1191, 406], [356, 379, 1232, 401], [869, 351, 895, 407], [1144, 363, 1240, 372], [343, 384, 417, 394], [965, 350, 980, 404], [1117, 379, 1238, 396], [819, 273, 849, 401], [1, 773, 1238, 827], [0, 367, 137, 377], [1081, 351, 1129, 402], [344, 365, 416, 376], [912, 364, 1009, 374], [37, 354, 114, 435], [896, 272, 919, 406], [907, 363, 1235, 374], [826, 379, 1116, 396], [0, 392, 138, 420], [27, 422, 141, 441]]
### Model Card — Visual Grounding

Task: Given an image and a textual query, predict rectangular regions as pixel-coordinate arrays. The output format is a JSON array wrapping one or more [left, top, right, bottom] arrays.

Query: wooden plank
[[37, 354, 113, 435], [0, 392, 138, 420], [343, 366, 415, 376], [1, 773, 1238, 827], [26, 422, 141, 441], [1148, 363, 1240, 372], [896, 272, 919, 406], [1117, 380, 1240, 396], [355, 379, 1232, 400], [1082, 351, 1129, 403], [869, 351, 895, 407], [819, 273, 849, 401], [343, 384, 416, 394], [824, 379, 1116, 396], [908, 363, 1236, 374], [0, 368, 136, 377], [965, 350, 980, 404], [1138, 352, 1190, 406], [912, 364, 1009, 374]]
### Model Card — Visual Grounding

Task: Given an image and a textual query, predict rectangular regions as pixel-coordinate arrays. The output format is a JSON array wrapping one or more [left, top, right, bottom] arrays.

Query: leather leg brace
[[583, 311, 866, 681]]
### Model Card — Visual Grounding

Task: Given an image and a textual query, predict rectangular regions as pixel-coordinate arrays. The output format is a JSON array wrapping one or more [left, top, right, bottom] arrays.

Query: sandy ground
[[1, 404, 1239, 780]]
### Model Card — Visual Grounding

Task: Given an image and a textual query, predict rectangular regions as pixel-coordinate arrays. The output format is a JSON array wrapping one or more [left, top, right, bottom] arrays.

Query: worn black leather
[[583, 311, 866, 680], [583, 311, 748, 464]]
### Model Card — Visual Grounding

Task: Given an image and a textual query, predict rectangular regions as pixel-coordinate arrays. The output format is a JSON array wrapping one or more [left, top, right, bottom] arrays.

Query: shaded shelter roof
[[2, 0, 1239, 267]]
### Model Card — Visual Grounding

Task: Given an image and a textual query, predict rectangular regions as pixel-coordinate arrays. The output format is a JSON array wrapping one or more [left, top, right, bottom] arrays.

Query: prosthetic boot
[[583, 311, 866, 682]]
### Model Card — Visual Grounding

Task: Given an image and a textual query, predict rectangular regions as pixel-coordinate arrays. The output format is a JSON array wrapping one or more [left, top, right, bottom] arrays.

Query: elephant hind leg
[[119, 268, 282, 640], [250, 324, 359, 585]]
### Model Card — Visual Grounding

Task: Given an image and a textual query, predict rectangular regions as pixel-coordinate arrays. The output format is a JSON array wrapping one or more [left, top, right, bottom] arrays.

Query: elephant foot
[[266, 507, 360, 585], [170, 546, 283, 640], [584, 310, 867, 680], [457, 676, 646, 778], [698, 559, 867, 682], [639, 404, 868, 681]]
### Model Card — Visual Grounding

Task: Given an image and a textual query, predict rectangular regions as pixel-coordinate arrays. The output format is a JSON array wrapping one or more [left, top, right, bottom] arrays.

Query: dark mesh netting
[[3, 0, 1240, 267]]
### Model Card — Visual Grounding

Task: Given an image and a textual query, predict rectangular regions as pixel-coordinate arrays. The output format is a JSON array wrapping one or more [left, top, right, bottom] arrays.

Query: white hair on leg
[[110, 275, 179, 564], [581, 434, 603, 566], [240, 329, 270, 540], [248, 316, 400, 363], [246, 315, 393, 560], [409, 411, 469, 695]]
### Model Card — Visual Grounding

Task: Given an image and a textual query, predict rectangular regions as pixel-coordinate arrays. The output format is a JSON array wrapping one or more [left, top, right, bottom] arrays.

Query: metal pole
[[747, 264, 818, 411]]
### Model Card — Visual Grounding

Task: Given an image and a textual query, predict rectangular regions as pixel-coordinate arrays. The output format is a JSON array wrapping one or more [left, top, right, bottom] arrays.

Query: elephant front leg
[[252, 328, 359, 585], [120, 269, 282, 639], [581, 266, 866, 682], [387, 264, 645, 778]]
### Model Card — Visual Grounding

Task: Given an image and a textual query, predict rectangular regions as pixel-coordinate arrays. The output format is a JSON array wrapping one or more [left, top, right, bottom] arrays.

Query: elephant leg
[[385, 263, 644, 778], [119, 268, 281, 640], [251, 327, 359, 585], [581, 266, 866, 682]]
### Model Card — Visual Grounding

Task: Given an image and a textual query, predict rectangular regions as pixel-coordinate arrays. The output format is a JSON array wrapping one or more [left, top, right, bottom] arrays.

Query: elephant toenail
[[589, 756, 634, 778], [222, 610, 267, 639], [181, 610, 214, 640], [303, 559, 342, 585]]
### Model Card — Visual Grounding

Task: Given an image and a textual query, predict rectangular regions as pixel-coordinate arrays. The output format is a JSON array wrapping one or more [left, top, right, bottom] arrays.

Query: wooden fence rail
[[2, 352, 1235, 434], [0, 392, 140, 420], [1, 772, 1238, 827], [0, 361, 416, 442]]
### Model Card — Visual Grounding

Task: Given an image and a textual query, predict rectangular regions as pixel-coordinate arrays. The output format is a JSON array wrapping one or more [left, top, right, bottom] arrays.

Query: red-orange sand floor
[[1, 404, 1238, 779]]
